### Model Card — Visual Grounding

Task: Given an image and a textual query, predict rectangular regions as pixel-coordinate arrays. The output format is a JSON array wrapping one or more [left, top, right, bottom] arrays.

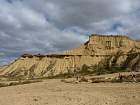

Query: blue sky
[[0, 0, 140, 65]]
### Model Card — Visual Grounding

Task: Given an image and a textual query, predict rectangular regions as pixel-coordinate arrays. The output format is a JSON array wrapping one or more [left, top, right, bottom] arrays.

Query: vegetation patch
[[0, 79, 42, 88]]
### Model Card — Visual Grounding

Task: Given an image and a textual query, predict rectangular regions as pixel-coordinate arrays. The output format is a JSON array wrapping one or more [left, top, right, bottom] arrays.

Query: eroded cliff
[[0, 34, 140, 79]]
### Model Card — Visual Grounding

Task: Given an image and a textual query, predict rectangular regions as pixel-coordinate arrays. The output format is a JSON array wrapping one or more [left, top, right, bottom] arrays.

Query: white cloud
[[0, 0, 140, 65]]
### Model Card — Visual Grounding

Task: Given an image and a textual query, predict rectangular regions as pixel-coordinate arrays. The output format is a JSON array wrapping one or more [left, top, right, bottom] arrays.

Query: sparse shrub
[[21, 80, 42, 84], [79, 76, 88, 82], [111, 78, 122, 83], [0, 83, 8, 87], [9, 82, 19, 86]]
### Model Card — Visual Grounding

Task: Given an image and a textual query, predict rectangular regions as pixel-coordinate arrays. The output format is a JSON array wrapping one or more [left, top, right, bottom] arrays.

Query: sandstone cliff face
[[0, 34, 140, 78], [0, 55, 103, 78], [103, 50, 140, 71]]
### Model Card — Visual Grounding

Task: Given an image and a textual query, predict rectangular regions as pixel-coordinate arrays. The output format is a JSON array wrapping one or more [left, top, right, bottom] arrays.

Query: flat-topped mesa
[[21, 53, 46, 58], [89, 34, 134, 48], [61, 34, 140, 56], [1, 34, 140, 78], [83, 34, 140, 54], [21, 34, 140, 58]]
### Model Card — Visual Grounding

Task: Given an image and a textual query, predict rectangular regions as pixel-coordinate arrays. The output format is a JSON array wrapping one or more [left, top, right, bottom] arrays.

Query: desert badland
[[0, 34, 140, 78], [0, 34, 140, 105]]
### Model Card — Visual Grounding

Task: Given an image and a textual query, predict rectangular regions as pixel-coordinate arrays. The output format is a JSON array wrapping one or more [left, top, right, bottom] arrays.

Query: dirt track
[[0, 79, 139, 105]]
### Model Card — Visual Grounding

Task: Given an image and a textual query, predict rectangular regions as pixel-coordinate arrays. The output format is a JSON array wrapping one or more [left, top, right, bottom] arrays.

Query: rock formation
[[0, 34, 140, 78]]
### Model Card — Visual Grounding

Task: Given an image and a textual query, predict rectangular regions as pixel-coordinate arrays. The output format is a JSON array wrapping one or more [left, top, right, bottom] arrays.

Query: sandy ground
[[0, 79, 139, 105]]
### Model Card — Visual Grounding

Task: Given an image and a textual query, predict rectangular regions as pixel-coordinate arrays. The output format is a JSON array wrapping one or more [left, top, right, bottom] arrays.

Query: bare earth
[[0, 79, 139, 105]]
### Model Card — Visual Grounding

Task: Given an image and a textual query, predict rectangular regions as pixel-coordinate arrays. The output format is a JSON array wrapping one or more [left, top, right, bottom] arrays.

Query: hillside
[[0, 34, 140, 79]]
